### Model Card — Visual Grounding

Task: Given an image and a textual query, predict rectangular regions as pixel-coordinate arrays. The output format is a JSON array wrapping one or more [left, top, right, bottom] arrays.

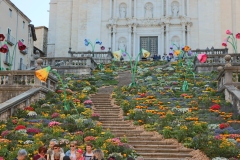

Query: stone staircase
[[91, 92, 193, 159]]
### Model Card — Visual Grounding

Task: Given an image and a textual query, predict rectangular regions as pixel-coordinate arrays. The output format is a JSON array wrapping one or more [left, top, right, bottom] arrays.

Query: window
[[9, 9, 12, 17], [23, 21, 25, 29]]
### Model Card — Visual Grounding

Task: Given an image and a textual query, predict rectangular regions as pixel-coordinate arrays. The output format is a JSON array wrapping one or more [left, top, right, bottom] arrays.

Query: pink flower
[[236, 33, 240, 39], [226, 30, 232, 35], [51, 112, 60, 118], [48, 121, 60, 127], [222, 42, 227, 47], [197, 53, 207, 63], [84, 100, 92, 105]]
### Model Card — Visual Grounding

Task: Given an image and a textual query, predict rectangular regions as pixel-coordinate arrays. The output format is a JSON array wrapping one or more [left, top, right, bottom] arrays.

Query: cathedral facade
[[47, 0, 240, 59]]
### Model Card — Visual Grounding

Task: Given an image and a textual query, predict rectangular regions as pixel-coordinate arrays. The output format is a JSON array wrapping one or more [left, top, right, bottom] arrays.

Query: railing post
[[224, 54, 233, 84]]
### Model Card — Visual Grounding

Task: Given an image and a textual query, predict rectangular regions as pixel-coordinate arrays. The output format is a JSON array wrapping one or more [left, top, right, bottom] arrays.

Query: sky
[[10, 0, 50, 27]]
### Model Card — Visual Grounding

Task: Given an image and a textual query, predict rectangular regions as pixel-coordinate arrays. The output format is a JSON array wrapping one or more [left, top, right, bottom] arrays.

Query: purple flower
[[188, 50, 193, 56], [101, 46, 105, 50], [170, 46, 173, 50], [122, 52, 127, 57], [95, 39, 102, 45], [84, 39, 89, 46]]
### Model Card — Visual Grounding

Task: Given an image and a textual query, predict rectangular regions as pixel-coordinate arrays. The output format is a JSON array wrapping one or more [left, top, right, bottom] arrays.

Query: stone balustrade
[[216, 54, 240, 113], [0, 70, 58, 103], [69, 51, 113, 64], [0, 88, 48, 121], [194, 53, 240, 72], [41, 57, 98, 75]]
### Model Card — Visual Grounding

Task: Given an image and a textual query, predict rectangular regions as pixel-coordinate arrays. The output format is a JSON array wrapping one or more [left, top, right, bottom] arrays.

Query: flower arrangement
[[211, 104, 221, 110], [91, 113, 100, 120], [84, 100, 93, 105], [84, 136, 96, 142], [15, 125, 26, 131], [51, 112, 60, 119], [219, 123, 230, 130], [48, 121, 61, 127], [222, 30, 240, 53], [27, 111, 37, 117], [24, 106, 34, 111], [26, 128, 40, 134]]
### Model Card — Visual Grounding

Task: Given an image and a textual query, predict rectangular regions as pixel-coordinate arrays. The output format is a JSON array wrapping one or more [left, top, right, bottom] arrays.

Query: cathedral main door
[[140, 36, 158, 56]]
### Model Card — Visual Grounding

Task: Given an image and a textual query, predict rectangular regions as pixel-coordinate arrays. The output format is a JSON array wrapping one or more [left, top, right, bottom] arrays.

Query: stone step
[[93, 106, 119, 108], [93, 108, 120, 110], [110, 130, 143, 135], [102, 126, 136, 130], [133, 145, 179, 149], [99, 119, 124, 122], [91, 96, 110, 98], [129, 141, 175, 145], [113, 133, 153, 137], [144, 158, 187, 160], [99, 116, 121, 119], [137, 153, 192, 158], [102, 124, 131, 127], [124, 137, 163, 141], [134, 148, 192, 153], [93, 104, 112, 106]]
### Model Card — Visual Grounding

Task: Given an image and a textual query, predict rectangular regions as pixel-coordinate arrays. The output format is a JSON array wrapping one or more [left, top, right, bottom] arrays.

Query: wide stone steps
[[91, 92, 193, 159]]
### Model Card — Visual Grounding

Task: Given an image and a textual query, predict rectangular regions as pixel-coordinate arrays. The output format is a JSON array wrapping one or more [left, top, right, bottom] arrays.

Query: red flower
[[12, 119, 18, 124], [210, 104, 220, 110], [0, 34, 5, 41], [140, 93, 146, 98], [24, 106, 34, 111], [219, 123, 230, 129], [56, 90, 63, 93], [226, 30, 232, 35], [18, 40, 26, 51], [0, 44, 8, 53], [222, 42, 227, 47], [15, 125, 26, 131], [236, 33, 240, 39]]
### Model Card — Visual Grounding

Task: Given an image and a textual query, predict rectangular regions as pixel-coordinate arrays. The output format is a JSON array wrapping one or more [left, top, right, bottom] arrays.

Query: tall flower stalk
[[112, 49, 150, 87], [84, 39, 102, 52], [222, 30, 240, 53]]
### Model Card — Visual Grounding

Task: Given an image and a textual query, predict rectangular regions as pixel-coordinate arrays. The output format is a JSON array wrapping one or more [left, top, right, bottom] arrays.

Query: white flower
[[212, 157, 228, 160], [16, 129, 27, 134], [27, 111, 37, 117], [24, 140, 34, 144]]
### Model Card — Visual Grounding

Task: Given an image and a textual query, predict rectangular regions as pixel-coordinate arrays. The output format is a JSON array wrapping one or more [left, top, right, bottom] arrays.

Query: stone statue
[[118, 40, 126, 51], [172, 4, 179, 17], [145, 4, 153, 18], [119, 6, 126, 18]]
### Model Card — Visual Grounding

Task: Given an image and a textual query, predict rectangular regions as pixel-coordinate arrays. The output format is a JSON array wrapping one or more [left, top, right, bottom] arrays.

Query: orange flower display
[[183, 45, 191, 52], [35, 66, 51, 82]]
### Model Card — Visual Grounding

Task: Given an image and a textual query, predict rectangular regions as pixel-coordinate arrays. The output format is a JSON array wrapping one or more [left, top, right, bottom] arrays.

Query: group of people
[[13, 139, 144, 160]]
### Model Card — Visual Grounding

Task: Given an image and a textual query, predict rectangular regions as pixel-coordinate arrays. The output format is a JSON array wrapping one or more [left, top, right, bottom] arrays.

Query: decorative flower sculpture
[[170, 44, 192, 59], [84, 39, 102, 52], [0, 34, 5, 41], [18, 40, 26, 51], [112, 48, 150, 87], [197, 53, 207, 63], [222, 30, 239, 53], [0, 44, 8, 53], [35, 66, 51, 82]]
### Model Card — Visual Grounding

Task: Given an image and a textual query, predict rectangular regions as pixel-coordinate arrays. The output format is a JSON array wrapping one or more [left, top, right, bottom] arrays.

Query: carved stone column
[[108, 25, 112, 50], [128, 25, 132, 59], [166, 0, 169, 16], [187, 23, 191, 46], [128, 0, 131, 18], [181, 0, 185, 15], [134, 0, 137, 17], [112, 25, 116, 51], [181, 23, 186, 45], [110, 0, 113, 18], [165, 24, 169, 55], [161, 27, 165, 55], [113, 0, 116, 18], [161, 0, 164, 16], [133, 24, 137, 57], [187, 0, 189, 16]]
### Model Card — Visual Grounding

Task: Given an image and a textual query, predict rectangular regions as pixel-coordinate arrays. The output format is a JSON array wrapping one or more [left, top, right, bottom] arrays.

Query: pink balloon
[[197, 53, 207, 63]]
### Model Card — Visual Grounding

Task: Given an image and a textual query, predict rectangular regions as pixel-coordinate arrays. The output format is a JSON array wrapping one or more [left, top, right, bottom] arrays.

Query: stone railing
[[194, 53, 240, 72], [41, 57, 98, 75], [0, 70, 58, 103], [69, 51, 113, 64], [0, 88, 49, 121], [192, 47, 228, 55], [216, 54, 240, 113]]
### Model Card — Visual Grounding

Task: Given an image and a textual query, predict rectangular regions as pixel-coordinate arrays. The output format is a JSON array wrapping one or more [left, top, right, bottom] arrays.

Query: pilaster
[[165, 24, 170, 54], [112, 25, 116, 51]]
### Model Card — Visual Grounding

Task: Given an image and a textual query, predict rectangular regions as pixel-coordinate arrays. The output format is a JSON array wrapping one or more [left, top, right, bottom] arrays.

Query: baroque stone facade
[[48, 0, 240, 59]]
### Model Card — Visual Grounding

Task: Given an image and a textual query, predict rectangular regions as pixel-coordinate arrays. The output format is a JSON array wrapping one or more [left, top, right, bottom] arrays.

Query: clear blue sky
[[11, 0, 49, 27]]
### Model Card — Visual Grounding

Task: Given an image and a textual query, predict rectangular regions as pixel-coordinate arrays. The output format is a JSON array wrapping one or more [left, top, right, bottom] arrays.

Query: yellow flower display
[[142, 49, 150, 58], [35, 66, 51, 82], [112, 50, 122, 61]]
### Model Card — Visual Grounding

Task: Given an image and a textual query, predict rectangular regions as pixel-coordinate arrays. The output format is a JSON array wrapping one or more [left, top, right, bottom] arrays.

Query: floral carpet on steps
[[0, 60, 240, 160]]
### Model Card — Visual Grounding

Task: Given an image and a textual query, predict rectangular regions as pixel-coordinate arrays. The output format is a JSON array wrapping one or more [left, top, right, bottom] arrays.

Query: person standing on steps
[[91, 149, 104, 160], [65, 141, 77, 160], [83, 143, 94, 160]]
